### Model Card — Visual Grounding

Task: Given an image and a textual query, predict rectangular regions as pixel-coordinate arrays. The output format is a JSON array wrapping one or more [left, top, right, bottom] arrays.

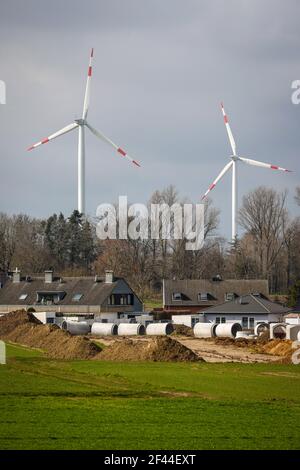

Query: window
[[198, 292, 208, 301], [242, 317, 248, 328], [109, 294, 134, 306], [72, 293, 83, 301], [19, 294, 28, 301], [225, 292, 235, 301], [249, 317, 255, 328], [36, 291, 65, 305], [46, 318, 54, 324], [172, 292, 182, 301], [216, 317, 221, 324], [221, 317, 226, 323]]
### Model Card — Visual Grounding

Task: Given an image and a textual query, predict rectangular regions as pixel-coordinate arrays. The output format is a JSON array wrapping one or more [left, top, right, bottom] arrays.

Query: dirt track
[[92, 335, 283, 363], [176, 336, 282, 363]]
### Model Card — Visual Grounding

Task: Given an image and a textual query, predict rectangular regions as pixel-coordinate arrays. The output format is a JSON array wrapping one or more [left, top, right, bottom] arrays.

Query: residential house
[[201, 294, 290, 329], [0, 269, 143, 324], [163, 277, 269, 314]]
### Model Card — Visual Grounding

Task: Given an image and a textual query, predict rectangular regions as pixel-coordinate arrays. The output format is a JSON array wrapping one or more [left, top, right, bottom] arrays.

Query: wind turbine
[[28, 49, 141, 214], [201, 102, 291, 240]]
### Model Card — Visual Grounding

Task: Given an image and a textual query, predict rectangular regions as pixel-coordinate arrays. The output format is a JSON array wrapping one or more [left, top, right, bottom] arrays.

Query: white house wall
[[203, 313, 282, 327]]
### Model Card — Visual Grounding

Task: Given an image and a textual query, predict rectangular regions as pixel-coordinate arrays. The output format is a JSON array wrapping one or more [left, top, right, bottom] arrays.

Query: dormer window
[[225, 292, 236, 301], [198, 292, 208, 301], [36, 291, 65, 305], [172, 292, 182, 301]]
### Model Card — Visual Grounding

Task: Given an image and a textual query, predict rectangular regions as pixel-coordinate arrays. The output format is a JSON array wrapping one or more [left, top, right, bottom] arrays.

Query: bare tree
[[239, 187, 287, 283], [0, 213, 16, 272]]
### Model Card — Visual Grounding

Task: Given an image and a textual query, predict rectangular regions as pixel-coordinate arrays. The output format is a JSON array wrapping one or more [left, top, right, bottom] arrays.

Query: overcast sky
[[0, 0, 299, 239]]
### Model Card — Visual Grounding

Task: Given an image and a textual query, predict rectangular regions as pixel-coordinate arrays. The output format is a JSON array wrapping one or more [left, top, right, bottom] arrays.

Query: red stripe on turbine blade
[[117, 148, 126, 157], [88, 66, 92, 76], [133, 160, 140, 167], [42, 138, 49, 144], [209, 183, 216, 191], [27, 145, 35, 151], [285, 169, 292, 172], [224, 115, 228, 123], [271, 165, 279, 170]]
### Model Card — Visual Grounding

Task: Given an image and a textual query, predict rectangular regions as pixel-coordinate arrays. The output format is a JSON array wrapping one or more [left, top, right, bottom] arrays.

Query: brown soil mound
[[260, 339, 293, 357], [0, 310, 40, 334], [171, 324, 194, 337], [97, 336, 203, 362], [0, 310, 101, 360]]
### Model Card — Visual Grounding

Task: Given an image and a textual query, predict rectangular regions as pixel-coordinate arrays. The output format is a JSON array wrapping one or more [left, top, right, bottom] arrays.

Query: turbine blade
[[86, 122, 141, 167], [27, 122, 78, 151], [201, 161, 233, 200], [221, 102, 237, 155], [238, 156, 291, 172], [82, 48, 94, 120]]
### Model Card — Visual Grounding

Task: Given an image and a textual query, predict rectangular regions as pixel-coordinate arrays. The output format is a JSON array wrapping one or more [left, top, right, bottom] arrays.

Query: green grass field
[[0, 343, 300, 450]]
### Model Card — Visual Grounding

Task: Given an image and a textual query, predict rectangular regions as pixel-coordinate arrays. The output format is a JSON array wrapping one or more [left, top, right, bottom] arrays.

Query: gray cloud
[[0, 0, 299, 239]]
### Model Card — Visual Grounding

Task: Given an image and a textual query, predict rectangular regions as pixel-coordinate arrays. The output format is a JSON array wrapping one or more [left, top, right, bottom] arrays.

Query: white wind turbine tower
[[28, 49, 141, 214], [201, 102, 291, 241]]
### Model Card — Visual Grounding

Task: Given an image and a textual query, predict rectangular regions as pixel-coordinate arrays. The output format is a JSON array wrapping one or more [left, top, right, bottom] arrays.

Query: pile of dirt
[[0, 310, 40, 335], [256, 330, 270, 343], [98, 336, 203, 362], [213, 337, 253, 348], [260, 339, 293, 357], [0, 310, 101, 360], [171, 324, 194, 337]]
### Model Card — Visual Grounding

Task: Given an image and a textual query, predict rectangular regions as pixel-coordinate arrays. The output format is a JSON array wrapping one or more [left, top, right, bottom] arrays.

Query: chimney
[[13, 268, 21, 283], [45, 270, 53, 284], [105, 270, 114, 284]]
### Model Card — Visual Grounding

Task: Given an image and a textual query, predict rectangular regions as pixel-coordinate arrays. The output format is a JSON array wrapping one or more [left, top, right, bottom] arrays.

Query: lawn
[[0, 343, 300, 450]]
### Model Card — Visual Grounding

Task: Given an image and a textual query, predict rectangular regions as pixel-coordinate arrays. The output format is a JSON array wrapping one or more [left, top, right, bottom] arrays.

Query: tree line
[[0, 185, 299, 300]]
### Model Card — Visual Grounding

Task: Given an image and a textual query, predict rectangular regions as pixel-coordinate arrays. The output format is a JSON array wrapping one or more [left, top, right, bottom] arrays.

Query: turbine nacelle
[[75, 119, 86, 126]]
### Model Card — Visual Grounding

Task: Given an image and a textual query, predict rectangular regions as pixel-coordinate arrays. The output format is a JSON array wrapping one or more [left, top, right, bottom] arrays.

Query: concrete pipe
[[117, 323, 145, 336], [235, 331, 252, 339], [215, 322, 242, 338], [146, 323, 174, 336], [270, 323, 286, 340], [61, 320, 90, 335], [286, 324, 300, 341], [91, 322, 118, 336], [193, 322, 217, 338], [254, 323, 269, 336]]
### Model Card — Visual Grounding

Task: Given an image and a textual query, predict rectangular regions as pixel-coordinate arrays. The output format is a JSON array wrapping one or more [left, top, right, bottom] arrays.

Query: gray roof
[[164, 279, 269, 307], [202, 294, 290, 315], [0, 275, 124, 307]]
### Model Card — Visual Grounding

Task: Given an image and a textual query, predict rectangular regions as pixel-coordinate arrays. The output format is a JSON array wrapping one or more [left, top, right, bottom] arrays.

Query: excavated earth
[[0, 310, 295, 363], [0, 311, 201, 362], [96, 336, 202, 362], [0, 310, 100, 360]]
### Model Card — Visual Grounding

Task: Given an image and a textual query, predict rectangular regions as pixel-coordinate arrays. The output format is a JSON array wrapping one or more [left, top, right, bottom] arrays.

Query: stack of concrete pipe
[[194, 322, 242, 339]]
